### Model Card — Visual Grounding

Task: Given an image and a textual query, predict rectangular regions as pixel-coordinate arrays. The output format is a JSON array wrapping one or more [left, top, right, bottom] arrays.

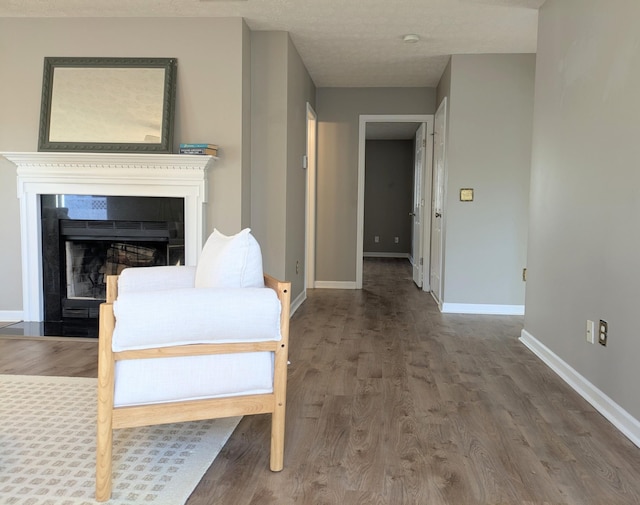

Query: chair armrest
[[112, 287, 282, 351], [117, 265, 196, 295]]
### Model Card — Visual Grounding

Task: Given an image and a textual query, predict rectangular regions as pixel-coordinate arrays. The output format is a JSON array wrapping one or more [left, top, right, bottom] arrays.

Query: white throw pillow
[[194, 228, 264, 288]]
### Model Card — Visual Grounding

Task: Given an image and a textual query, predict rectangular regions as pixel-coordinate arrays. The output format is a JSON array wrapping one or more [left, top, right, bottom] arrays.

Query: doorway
[[356, 114, 434, 290]]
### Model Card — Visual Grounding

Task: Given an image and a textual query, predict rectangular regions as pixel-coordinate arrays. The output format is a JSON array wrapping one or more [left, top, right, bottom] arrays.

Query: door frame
[[356, 114, 434, 289], [305, 102, 318, 292]]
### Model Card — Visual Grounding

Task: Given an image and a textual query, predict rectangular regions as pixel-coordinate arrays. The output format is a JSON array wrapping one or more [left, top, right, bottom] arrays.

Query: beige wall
[[315, 87, 436, 282], [525, 0, 640, 420], [0, 17, 250, 314], [251, 31, 315, 300], [443, 54, 535, 306]]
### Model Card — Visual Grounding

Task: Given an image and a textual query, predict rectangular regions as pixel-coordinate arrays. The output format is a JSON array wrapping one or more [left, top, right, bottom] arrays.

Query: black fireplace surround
[[41, 194, 184, 336]]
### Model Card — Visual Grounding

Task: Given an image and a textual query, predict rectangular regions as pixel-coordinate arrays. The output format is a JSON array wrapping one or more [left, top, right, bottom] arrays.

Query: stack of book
[[179, 143, 219, 156]]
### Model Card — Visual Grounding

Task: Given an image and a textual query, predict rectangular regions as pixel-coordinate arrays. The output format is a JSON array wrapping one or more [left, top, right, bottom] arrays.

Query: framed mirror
[[38, 57, 177, 153]]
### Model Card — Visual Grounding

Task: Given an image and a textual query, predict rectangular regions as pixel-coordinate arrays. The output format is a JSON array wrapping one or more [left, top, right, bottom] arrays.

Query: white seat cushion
[[195, 228, 264, 289]]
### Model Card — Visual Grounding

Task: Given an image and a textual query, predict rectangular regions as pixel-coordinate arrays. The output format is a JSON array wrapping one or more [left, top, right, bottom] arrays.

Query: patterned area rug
[[0, 375, 241, 504]]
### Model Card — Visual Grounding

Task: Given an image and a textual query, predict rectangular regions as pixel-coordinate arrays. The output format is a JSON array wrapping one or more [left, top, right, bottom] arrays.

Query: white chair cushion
[[117, 265, 196, 294], [114, 352, 274, 407], [195, 228, 264, 289], [112, 287, 281, 351]]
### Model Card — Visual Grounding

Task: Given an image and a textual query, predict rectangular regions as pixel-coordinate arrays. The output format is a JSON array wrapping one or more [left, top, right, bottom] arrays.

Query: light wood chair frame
[[96, 274, 291, 502]]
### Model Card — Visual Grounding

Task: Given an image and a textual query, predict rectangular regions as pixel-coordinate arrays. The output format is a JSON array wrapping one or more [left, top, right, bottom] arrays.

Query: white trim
[[0, 311, 23, 322], [363, 252, 410, 259], [2, 152, 214, 322], [290, 290, 306, 317], [314, 281, 357, 290], [520, 329, 640, 448], [441, 303, 525, 315], [305, 103, 318, 292], [356, 114, 434, 290]]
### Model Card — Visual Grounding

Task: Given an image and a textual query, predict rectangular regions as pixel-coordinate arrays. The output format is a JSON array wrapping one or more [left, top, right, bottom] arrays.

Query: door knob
[[435, 212, 442, 218], [409, 212, 415, 217]]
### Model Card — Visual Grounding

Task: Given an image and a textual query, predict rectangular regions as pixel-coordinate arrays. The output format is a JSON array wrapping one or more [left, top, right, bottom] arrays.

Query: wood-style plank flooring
[[1, 258, 639, 504]]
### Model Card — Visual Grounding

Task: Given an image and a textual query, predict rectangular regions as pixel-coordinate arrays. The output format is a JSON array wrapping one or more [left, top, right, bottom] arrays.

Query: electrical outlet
[[394, 236, 399, 244], [374, 236, 379, 243], [586, 320, 595, 344], [598, 319, 608, 346]]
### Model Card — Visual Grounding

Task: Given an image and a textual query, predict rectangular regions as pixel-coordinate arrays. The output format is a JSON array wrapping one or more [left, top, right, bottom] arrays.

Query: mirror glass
[[39, 57, 177, 153]]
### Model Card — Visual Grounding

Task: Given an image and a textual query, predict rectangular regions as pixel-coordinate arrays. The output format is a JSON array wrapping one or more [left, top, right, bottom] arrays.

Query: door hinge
[[420, 258, 424, 266], [422, 138, 427, 148]]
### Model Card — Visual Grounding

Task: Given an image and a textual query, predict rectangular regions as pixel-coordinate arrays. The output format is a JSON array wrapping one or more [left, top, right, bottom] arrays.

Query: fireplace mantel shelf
[[2, 151, 215, 321], [2, 152, 217, 170]]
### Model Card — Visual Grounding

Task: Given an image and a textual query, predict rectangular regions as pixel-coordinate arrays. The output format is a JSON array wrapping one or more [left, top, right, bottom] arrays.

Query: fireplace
[[3, 152, 214, 325], [41, 194, 185, 329]]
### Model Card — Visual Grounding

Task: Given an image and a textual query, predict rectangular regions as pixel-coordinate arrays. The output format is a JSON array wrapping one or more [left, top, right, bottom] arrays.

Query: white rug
[[0, 375, 241, 505]]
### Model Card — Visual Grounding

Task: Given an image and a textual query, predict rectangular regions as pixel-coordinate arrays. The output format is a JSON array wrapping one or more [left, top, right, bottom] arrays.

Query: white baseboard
[[314, 281, 357, 290], [290, 290, 306, 317], [363, 252, 410, 259], [441, 303, 524, 315], [0, 310, 23, 322], [520, 329, 640, 448]]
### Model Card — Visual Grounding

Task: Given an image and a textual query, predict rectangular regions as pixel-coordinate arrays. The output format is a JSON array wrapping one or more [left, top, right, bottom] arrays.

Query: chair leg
[[96, 302, 115, 501], [270, 403, 285, 471], [96, 407, 113, 501]]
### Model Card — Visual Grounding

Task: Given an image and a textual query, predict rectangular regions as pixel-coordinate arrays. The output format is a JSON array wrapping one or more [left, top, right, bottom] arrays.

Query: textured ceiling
[[0, 0, 544, 87]]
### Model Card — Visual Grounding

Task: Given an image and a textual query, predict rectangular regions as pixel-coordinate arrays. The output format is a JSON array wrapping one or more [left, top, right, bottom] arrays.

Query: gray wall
[[241, 21, 253, 230], [0, 17, 251, 314], [440, 54, 535, 306], [363, 140, 414, 255], [525, 0, 640, 420], [285, 36, 316, 299], [251, 31, 315, 300], [315, 87, 436, 282], [251, 31, 288, 280]]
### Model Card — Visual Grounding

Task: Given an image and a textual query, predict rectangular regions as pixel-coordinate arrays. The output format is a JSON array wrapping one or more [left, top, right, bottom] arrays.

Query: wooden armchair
[[96, 270, 290, 501]]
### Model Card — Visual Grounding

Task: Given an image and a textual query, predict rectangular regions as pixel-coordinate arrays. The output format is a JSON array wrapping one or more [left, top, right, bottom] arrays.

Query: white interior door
[[411, 123, 426, 287], [430, 98, 447, 305]]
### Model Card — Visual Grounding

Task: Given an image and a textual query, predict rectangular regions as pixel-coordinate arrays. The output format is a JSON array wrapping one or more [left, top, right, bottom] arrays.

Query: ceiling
[[0, 0, 544, 88]]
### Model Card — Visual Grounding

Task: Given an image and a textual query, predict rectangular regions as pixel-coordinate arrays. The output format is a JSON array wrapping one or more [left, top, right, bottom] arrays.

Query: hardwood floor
[[2, 258, 639, 504]]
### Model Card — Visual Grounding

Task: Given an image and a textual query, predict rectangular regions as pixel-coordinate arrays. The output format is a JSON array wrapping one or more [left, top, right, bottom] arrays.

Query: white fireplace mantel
[[2, 152, 215, 321]]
